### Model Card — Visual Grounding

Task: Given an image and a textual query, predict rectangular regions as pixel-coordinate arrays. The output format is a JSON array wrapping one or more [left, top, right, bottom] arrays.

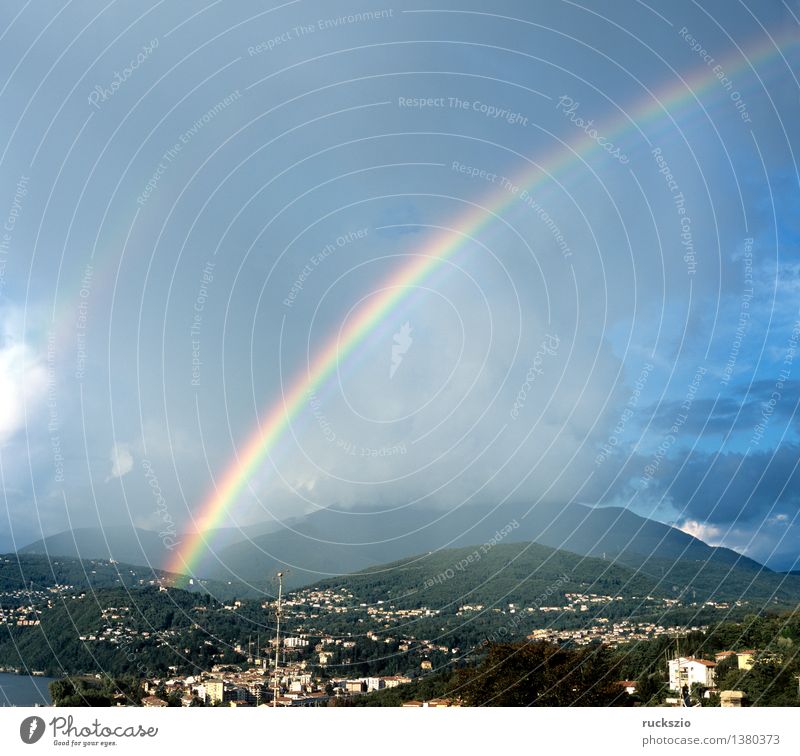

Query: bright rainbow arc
[[169, 30, 798, 576]]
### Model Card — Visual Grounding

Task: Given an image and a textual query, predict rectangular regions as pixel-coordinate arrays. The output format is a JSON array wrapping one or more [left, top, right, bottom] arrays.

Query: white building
[[383, 676, 412, 689], [284, 637, 310, 648], [668, 657, 716, 691]]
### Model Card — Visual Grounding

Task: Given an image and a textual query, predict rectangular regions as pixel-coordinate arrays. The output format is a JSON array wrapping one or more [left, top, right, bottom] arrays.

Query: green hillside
[[312, 541, 800, 609], [0, 553, 264, 601]]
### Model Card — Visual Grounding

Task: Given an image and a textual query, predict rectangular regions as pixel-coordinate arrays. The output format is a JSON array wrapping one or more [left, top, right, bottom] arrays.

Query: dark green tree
[[455, 641, 627, 706]]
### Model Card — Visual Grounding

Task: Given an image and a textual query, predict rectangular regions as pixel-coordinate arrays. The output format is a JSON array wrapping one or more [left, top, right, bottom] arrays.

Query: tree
[[455, 641, 627, 706], [690, 682, 707, 706], [636, 672, 664, 706]]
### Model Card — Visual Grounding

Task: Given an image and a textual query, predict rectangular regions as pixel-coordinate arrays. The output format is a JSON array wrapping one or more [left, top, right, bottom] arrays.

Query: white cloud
[[678, 518, 725, 545], [107, 442, 134, 481], [0, 313, 47, 445]]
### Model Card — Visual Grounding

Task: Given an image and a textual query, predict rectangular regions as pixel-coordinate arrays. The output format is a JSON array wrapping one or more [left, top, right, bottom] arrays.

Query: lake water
[[0, 672, 54, 706]]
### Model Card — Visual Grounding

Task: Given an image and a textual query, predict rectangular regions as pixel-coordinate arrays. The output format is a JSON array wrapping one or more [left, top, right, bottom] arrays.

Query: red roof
[[684, 658, 716, 667], [142, 696, 168, 707]]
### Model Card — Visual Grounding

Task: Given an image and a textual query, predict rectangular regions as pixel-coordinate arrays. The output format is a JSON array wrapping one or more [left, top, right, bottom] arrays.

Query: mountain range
[[20, 501, 773, 591]]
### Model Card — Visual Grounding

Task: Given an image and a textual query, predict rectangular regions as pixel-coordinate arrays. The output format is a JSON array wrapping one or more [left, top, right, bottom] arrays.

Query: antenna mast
[[272, 571, 284, 707]]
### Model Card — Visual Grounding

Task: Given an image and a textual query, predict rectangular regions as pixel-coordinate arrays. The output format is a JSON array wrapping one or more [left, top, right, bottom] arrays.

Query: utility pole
[[272, 571, 284, 708]]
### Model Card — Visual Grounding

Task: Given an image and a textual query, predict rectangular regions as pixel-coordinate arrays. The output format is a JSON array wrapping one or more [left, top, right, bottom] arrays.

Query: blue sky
[[0, 0, 799, 569]]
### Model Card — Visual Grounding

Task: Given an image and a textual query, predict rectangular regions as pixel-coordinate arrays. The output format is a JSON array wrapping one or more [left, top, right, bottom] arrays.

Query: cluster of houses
[[77, 604, 174, 648], [138, 662, 417, 707], [668, 649, 757, 691], [281, 586, 719, 662], [0, 583, 72, 626], [665, 649, 759, 706], [616, 649, 760, 708], [528, 619, 705, 647], [134, 645, 763, 708]]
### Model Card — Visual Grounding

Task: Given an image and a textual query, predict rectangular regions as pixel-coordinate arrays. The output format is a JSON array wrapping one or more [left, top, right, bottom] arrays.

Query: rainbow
[[169, 29, 798, 576]]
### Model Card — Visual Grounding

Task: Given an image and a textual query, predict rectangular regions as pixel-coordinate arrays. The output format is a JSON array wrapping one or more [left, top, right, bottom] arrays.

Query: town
[[3, 566, 780, 708]]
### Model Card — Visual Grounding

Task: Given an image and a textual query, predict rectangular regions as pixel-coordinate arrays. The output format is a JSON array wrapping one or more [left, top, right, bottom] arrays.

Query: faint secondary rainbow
[[170, 29, 798, 576]]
